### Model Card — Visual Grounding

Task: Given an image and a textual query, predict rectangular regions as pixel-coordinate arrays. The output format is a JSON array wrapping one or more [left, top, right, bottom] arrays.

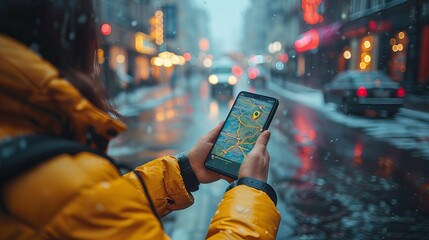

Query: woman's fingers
[[252, 130, 271, 153]]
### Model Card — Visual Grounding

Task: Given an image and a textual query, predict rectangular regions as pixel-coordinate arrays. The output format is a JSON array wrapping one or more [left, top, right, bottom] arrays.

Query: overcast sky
[[194, 0, 250, 55]]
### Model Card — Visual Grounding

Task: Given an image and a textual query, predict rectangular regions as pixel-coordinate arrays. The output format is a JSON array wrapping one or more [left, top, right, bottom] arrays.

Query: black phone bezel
[[204, 91, 279, 179]]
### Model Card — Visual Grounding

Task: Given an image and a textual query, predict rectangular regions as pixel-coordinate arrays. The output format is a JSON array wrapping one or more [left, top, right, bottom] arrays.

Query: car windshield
[[349, 72, 392, 83], [212, 67, 232, 74], [38, 1, 429, 239], [353, 72, 392, 82]]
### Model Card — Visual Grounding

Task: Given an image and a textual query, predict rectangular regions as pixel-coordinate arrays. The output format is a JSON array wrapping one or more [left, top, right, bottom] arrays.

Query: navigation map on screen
[[210, 95, 275, 164]]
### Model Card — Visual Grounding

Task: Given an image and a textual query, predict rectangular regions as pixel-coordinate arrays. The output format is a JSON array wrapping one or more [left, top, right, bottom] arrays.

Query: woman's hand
[[238, 130, 271, 182], [188, 121, 232, 183]]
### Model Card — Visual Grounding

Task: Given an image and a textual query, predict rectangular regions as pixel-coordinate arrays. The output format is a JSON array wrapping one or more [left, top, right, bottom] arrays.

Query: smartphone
[[204, 91, 279, 179]]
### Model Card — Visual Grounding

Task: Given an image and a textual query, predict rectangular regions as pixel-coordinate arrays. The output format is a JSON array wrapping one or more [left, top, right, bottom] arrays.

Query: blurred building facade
[[243, 0, 302, 82], [242, 0, 429, 94], [94, 0, 209, 97], [169, 0, 210, 78], [342, 0, 429, 93], [243, 0, 268, 55], [94, 0, 157, 96]]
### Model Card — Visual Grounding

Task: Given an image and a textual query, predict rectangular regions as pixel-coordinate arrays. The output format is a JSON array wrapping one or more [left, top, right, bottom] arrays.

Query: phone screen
[[205, 91, 278, 179]]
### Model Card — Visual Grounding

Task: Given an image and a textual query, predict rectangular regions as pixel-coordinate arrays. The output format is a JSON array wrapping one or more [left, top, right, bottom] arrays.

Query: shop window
[[358, 35, 374, 72], [109, 46, 128, 73], [388, 31, 409, 82], [109, 46, 131, 89], [339, 46, 351, 72]]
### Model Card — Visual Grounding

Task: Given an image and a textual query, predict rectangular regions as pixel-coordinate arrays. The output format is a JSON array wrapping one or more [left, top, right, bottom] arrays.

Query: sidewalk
[[114, 84, 177, 117], [113, 74, 196, 117], [402, 93, 429, 113], [270, 80, 429, 122]]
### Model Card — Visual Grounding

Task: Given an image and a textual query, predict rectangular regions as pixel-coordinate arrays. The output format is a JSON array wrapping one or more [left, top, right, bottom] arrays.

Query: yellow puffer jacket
[[0, 35, 280, 239]]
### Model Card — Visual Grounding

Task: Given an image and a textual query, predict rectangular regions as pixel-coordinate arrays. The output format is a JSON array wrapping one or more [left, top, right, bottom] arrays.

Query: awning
[[317, 22, 341, 46], [294, 22, 342, 53]]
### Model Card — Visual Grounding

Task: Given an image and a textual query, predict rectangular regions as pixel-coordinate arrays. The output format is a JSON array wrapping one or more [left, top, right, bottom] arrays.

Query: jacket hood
[[0, 34, 126, 145]]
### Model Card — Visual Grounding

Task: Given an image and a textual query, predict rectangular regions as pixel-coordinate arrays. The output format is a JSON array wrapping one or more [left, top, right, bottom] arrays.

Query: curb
[[398, 108, 429, 123]]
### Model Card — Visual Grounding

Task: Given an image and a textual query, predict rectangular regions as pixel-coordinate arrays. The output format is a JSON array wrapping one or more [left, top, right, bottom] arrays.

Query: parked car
[[323, 70, 405, 117], [208, 59, 238, 98]]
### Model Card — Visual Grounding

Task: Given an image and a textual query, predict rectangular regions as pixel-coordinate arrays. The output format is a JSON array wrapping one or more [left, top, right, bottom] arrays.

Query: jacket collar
[[0, 34, 126, 147]]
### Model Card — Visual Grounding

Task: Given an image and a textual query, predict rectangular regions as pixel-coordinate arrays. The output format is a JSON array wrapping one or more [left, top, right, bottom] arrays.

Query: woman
[[0, 1, 280, 239]]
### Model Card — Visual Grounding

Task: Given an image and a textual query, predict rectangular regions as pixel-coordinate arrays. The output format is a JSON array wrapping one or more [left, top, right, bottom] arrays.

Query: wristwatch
[[226, 177, 277, 205], [176, 152, 200, 192]]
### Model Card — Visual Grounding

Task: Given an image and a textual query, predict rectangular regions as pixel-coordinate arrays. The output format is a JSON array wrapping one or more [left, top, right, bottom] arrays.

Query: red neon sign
[[294, 29, 320, 53], [368, 20, 392, 32], [302, 0, 323, 25]]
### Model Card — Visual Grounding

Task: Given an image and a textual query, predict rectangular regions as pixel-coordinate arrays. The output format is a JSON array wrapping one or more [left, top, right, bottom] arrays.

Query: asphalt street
[[109, 74, 429, 240]]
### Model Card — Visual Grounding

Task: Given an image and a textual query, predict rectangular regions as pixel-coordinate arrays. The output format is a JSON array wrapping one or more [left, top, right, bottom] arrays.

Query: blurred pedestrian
[[0, 1, 280, 239]]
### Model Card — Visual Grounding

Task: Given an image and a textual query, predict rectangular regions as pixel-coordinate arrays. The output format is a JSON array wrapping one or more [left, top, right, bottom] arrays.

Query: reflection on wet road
[[109, 75, 429, 239], [270, 91, 429, 239]]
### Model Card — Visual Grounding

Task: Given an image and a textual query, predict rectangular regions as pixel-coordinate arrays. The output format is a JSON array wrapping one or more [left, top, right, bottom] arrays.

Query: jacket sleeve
[[123, 155, 194, 217], [46, 175, 171, 240], [206, 185, 281, 240]]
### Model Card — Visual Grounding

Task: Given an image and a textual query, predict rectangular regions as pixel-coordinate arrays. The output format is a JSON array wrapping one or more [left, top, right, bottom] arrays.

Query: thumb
[[206, 121, 224, 142], [253, 130, 271, 152]]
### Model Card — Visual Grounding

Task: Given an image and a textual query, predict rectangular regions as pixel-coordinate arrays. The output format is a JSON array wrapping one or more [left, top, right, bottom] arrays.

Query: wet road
[[269, 96, 429, 239], [109, 74, 429, 239]]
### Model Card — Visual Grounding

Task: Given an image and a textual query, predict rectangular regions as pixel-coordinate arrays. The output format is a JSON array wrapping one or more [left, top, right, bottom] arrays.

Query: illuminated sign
[[302, 0, 323, 25], [294, 29, 320, 52], [150, 11, 164, 45], [135, 32, 156, 55]]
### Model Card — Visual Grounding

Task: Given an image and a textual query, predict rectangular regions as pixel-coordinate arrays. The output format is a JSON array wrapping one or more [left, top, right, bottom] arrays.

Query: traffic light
[[100, 23, 112, 36]]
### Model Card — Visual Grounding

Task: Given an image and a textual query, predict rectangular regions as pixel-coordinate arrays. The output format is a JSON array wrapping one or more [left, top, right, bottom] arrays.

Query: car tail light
[[248, 68, 259, 80], [356, 86, 368, 97], [396, 87, 405, 97], [232, 66, 243, 76]]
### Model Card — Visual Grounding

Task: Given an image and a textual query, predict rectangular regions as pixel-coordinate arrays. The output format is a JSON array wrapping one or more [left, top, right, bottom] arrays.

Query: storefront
[[386, 31, 409, 82], [376, 3, 417, 90], [99, 23, 157, 96], [294, 22, 344, 88], [341, 0, 428, 93]]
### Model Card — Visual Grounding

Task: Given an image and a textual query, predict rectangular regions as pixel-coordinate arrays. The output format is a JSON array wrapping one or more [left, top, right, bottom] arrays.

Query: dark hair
[[0, 0, 115, 115]]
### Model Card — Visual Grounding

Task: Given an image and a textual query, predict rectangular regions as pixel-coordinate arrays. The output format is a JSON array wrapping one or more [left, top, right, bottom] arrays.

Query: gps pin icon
[[252, 111, 261, 120]]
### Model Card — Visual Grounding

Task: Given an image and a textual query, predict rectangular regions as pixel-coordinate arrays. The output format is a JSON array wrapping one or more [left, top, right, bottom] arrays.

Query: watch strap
[[226, 177, 277, 205], [176, 152, 200, 192]]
